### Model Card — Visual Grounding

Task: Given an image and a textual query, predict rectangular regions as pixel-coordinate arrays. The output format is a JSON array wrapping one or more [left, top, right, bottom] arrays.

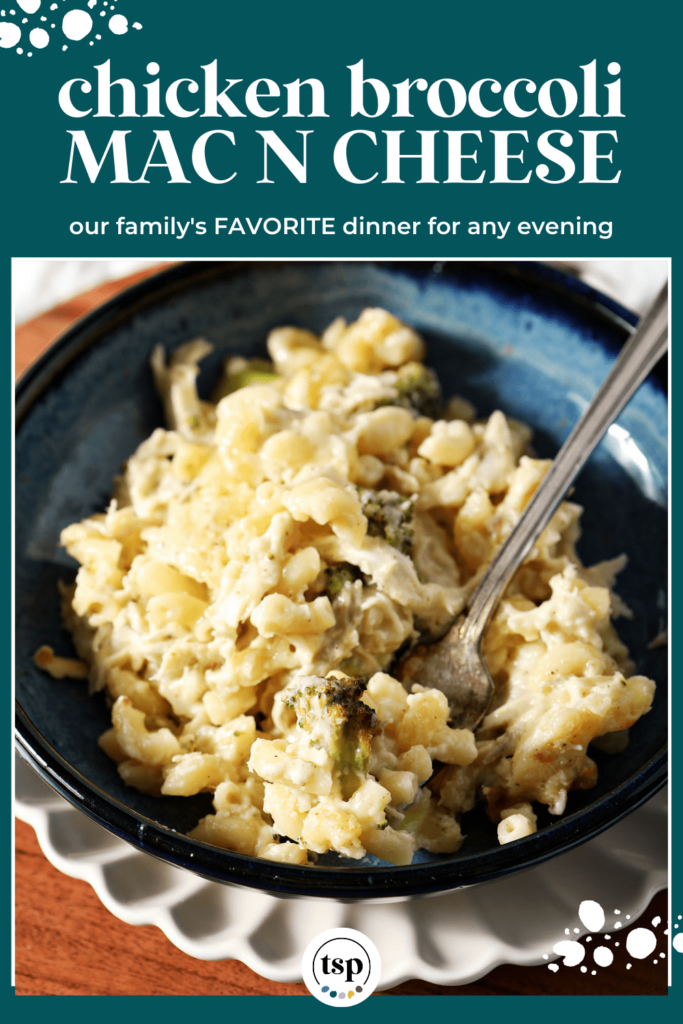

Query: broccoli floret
[[359, 488, 416, 554], [338, 655, 371, 678], [325, 562, 361, 598], [213, 358, 280, 401], [378, 362, 443, 419], [284, 676, 376, 798], [396, 789, 431, 833]]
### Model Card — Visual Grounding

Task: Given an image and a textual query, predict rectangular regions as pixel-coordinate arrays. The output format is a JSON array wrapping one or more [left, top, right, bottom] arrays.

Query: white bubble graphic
[[0, 21, 21, 47], [108, 12, 126, 33], [579, 900, 605, 932], [652, 916, 661, 927], [0, 6, 137, 68], [593, 946, 614, 968], [625, 927, 657, 960], [673, 933, 683, 954], [548, 964, 559, 973], [62, 8, 92, 40], [552, 940, 585, 967], [29, 25, 48, 46]]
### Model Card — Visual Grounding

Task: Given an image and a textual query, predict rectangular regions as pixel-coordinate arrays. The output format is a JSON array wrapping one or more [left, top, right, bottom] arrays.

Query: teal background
[[4, 0, 677, 1014], [0, 0, 678, 257]]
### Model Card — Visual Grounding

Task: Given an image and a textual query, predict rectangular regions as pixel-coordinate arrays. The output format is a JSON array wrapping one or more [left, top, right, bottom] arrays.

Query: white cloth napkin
[[13, 259, 161, 325]]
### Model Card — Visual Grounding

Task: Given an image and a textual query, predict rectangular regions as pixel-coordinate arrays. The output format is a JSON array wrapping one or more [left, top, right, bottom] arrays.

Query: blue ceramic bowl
[[15, 261, 667, 900]]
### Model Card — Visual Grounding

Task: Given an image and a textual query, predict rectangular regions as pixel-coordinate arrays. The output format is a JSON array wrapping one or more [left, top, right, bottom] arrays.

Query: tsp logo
[[302, 928, 381, 1006]]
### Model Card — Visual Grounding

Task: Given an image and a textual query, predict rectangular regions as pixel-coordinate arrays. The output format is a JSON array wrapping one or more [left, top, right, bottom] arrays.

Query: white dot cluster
[[547, 900, 673, 979], [0, 0, 142, 54]]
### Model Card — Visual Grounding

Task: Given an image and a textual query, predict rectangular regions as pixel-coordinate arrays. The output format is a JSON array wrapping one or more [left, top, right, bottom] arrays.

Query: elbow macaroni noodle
[[43, 308, 656, 867]]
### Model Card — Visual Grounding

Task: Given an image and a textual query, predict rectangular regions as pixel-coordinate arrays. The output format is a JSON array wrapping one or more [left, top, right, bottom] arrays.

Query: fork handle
[[461, 283, 669, 648]]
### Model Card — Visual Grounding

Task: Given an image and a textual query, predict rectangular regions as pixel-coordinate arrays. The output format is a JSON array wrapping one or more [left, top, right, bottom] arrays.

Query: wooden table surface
[[14, 266, 669, 997]]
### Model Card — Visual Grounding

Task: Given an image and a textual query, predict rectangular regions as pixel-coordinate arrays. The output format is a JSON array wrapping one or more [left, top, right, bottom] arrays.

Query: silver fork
[[397, 284, 668, 729]]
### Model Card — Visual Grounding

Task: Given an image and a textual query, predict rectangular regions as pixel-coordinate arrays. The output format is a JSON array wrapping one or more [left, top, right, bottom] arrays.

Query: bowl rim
[[14, 259, 668, 900]]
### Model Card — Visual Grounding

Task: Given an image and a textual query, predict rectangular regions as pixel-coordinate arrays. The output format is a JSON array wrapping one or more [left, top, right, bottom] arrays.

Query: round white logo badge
[[302, 927, 381, 1005]]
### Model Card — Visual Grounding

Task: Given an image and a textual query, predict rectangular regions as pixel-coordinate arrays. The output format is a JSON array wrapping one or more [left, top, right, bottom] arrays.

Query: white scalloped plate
[[15, 756, 667, 989]]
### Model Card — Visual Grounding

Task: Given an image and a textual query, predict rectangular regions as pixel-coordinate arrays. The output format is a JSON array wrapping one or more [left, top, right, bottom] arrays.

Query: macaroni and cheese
[[43, 308, 655, 867]]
